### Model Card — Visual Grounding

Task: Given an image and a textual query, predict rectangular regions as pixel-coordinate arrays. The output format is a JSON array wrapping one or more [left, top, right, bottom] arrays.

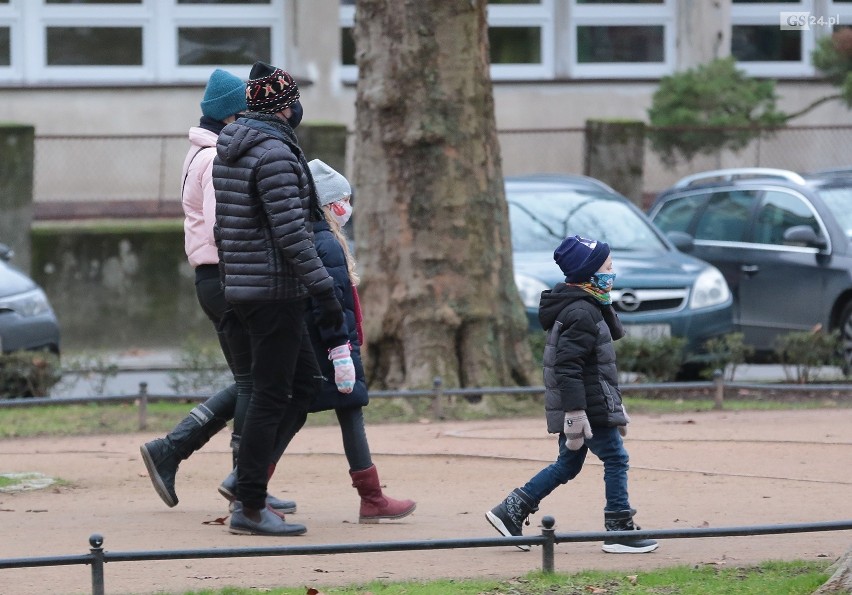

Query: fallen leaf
[[202, 516, 229, 525], [585, 586, 608, 594]]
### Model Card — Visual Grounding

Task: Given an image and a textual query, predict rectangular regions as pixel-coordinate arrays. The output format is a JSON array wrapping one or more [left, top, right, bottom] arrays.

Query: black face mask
[[287, 100, 303, 129]]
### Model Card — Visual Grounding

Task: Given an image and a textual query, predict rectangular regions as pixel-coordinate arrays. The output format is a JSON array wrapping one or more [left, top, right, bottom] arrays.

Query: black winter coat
[[212, 114, 333, 303], [539, 283, 628, 432], [307, 220, 368, 412]]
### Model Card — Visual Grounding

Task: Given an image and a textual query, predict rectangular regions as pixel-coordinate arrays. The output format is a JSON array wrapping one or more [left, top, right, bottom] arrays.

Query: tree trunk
[[352, 0, 533, 390], [814, 544, 852, 594]]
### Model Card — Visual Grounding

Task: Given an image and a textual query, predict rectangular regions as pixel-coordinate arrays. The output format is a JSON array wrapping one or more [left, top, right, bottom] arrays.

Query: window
[[752, 191, 819, 244], [2, 0, 285, 84], [693, 190, 759, 242], [730, 1, 814, 76], [570, 0, 674, 78], [339, 0, 553, 82], [0, 26, 8, 66], [652, 193, 709, 235]]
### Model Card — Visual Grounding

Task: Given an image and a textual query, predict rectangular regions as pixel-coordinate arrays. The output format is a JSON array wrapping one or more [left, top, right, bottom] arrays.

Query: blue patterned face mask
[[592, 272, 616, 291]]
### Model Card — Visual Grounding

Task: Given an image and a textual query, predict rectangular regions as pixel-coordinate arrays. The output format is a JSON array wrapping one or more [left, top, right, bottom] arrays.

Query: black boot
[[485, 488, 539, 551], [140, 403, 227, 507], [602, 509, 659, 553]]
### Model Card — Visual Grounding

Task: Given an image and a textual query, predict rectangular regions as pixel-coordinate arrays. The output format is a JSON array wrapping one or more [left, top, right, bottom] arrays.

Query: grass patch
[[0, 392, 849, 439], [176, 561, 830, 594]]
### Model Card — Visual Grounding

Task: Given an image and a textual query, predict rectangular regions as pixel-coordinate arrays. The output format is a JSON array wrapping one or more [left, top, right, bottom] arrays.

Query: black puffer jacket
[[212, 113, 333, 303], [539, 283, 628, 432]]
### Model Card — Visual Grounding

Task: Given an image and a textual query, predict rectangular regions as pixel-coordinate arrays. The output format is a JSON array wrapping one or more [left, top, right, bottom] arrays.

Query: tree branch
[[784, 93, 844, 121]]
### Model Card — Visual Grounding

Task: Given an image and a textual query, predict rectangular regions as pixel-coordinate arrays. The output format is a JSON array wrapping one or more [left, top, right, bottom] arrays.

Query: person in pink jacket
[[140, 68, 297, 519]]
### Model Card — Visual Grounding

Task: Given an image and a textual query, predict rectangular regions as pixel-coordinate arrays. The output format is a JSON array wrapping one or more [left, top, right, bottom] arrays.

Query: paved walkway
[[1, 409, 851, 594]]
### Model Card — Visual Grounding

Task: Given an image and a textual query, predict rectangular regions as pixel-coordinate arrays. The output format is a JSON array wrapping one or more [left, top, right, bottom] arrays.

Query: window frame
[[730, 1, 815, 77], [569, 0, 676, 79], [339, 0, 554, 83], [4, 0, 286, 85]]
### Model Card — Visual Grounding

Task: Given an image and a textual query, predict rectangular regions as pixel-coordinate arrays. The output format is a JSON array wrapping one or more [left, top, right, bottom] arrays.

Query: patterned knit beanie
[[200, 69, 247, 121], [553, 235, 610, 282], [246, 61, 300, 114]]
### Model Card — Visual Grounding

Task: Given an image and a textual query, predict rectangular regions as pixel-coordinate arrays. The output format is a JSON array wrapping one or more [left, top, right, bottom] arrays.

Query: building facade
[[2, 1, 851, 193]]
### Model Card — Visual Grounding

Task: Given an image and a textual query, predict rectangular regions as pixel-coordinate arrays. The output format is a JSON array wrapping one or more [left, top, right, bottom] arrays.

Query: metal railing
[[3, 371, 852, 430], [1, 519, 851, 595]]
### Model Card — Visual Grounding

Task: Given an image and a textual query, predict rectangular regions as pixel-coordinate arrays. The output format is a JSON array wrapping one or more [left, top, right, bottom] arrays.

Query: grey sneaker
[[228, 503, 307, 536]]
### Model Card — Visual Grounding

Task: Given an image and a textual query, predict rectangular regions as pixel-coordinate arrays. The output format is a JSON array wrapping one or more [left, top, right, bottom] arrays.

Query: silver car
[[0, 243, 60, 357]]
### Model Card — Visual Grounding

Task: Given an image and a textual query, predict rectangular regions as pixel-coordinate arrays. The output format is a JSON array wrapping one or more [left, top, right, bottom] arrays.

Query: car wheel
[[839, 302, 852, 376]]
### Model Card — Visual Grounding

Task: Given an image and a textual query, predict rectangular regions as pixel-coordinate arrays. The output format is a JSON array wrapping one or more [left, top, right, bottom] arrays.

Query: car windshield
[[816, 187, 852, 240], [508, 187, 668, 253]]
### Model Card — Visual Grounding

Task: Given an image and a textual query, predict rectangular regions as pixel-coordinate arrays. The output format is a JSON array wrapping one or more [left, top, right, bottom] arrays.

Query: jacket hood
[[538, 283, 594, 329], [187, 126, 218, 149], [216, 117, 292, 165]]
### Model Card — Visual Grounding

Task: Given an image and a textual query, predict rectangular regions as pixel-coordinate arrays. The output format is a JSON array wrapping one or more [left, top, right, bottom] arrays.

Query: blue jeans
[[521, 426, 630, 512]]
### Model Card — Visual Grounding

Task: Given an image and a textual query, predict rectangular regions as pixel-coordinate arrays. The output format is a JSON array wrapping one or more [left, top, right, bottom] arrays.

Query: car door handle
[[741, 264, 759, 275]]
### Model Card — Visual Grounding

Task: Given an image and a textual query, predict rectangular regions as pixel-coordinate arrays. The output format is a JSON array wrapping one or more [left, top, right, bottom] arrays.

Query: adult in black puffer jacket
[[486, 236, 658, 555], [212, 61, 344, 538]]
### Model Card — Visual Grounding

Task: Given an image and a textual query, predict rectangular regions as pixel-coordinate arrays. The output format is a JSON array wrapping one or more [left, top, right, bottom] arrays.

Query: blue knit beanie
[[553, 235, 610, 282], [200, 69, 247, 121]]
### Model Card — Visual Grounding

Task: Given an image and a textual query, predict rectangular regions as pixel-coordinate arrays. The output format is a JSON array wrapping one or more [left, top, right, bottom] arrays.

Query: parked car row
[[648, 167, 852, 371], [507, 167, 852, 375], [507, 174, 734, 368]]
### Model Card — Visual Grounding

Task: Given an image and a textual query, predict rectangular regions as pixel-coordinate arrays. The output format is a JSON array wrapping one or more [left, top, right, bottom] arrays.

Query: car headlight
[[514, 273, 550, 309], [689, 267, 731, 310], [0, 288, 53, 318]]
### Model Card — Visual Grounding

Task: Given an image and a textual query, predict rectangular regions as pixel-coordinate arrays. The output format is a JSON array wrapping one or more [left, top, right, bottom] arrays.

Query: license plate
[[623, 324, 671, 341]]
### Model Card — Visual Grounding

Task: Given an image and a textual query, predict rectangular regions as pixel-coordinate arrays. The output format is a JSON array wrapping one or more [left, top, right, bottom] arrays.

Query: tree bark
[[814, 544, 852, 593], [352, 0, 533, 390]]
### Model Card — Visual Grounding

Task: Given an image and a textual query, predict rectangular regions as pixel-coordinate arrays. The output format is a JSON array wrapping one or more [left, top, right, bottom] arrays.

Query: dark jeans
[[232, 299, 322, 510], [521, 426, 630, 513], [194, 266, 253, 436]]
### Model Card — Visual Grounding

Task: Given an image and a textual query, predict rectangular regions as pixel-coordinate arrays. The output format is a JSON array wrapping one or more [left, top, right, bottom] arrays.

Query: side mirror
[[666, 231, 695, 253], [0, 243, 13, 262], [783, 225, 828, 250]]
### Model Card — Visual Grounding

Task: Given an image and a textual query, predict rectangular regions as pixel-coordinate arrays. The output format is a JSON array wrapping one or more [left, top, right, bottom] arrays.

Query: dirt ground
[[1, 409, 851, 595]]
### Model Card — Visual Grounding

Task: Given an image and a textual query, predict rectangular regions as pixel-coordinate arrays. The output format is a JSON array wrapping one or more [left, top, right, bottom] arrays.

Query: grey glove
[[564, 410, 593, 451], [316, 292, 344, 330]]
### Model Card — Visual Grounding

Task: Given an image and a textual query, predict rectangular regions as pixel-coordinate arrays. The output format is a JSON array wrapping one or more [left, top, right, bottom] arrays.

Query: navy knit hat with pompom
[[553, 235, 610, 282], [200, 69, 247, 121]]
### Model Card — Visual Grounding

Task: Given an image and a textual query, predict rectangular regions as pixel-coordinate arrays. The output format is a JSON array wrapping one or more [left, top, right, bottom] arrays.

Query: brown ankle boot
[[349, 465, 416, 524]]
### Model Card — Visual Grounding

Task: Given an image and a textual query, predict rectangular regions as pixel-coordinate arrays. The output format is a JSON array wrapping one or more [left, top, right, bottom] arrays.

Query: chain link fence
[[32, 125, 852, 216]]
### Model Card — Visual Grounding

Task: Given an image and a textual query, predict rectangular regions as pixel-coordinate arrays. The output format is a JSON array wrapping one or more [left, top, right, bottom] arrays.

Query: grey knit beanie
[[308, 159, 351, 206]]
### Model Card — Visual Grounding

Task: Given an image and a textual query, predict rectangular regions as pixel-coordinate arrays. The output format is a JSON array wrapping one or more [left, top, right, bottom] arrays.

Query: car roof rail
[[672, 168, 807, 189]]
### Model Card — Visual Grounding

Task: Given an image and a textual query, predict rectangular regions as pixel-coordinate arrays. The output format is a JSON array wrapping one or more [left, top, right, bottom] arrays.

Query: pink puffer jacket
[[181, 127, 219, 267]]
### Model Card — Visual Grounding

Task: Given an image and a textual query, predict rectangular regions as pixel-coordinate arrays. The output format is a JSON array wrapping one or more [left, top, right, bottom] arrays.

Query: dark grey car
[[0, 243, 61, 357], [648, 167, 852, 368]]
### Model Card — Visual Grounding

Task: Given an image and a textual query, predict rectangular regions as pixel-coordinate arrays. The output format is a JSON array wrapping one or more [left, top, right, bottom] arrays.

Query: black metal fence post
[[541, 515, 555, 573], [89, 533, 105, 595], [713, 369, 724, 410], [432, 376, 444, 419]]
